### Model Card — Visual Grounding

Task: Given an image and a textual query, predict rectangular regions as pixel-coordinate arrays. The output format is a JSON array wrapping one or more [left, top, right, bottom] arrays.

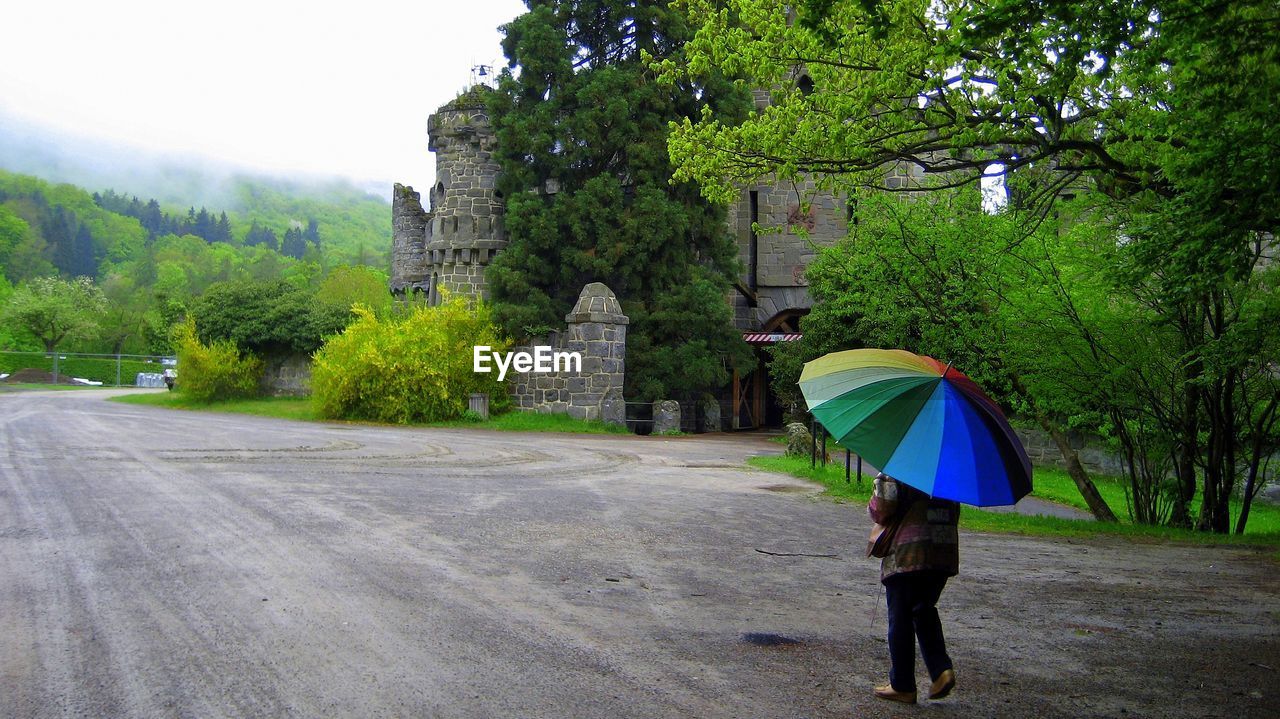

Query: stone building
[[391, 87, 505, 303], [719, 82, 929, 428], [390, 81, 925, 428]]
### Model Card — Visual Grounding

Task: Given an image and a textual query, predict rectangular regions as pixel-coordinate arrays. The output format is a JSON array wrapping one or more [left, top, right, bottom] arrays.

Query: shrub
[[190, 279, 351, 355], [311, 297, 512, 423], [172, 318, 263, 403]]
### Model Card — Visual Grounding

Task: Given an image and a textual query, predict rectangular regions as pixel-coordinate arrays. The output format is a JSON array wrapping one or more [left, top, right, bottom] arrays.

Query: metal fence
[[0, 351, 176, 387]]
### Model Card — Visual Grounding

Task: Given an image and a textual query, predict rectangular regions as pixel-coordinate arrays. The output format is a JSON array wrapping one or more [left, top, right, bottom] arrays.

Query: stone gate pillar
[[564, 282, 628, 423]]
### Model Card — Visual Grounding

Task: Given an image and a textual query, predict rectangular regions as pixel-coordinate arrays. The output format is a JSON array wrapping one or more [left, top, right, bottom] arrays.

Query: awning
[[743, 332, 803, 345]]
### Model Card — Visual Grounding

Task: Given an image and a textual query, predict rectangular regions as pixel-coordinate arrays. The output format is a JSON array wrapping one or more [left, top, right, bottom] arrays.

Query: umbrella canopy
[[799, 348, 1032, 506]]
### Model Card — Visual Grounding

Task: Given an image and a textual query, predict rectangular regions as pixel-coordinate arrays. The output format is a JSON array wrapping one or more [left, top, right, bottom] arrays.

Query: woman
[[868, 471, 960, 704]]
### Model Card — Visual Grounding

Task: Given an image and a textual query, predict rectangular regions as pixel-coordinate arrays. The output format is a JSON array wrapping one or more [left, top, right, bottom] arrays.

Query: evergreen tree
[[281, 226, 306, 259], [194, 207, 213, 242], [46, 206, 78, 277], [244, 220, 280, 251], [214, 212, 233, 243], [72, 224, 97, 278], [303, 218, 320, 249], [142, 199, 163, 235], [487, 0, 753, 400]]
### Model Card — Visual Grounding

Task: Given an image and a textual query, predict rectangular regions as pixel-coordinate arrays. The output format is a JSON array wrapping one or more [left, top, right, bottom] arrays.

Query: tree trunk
[[1170, 382, 1200, 528], [1038, 416, 1120, 522], [1236, 394, 1279, 535], [1008, 374, 1119, 522]]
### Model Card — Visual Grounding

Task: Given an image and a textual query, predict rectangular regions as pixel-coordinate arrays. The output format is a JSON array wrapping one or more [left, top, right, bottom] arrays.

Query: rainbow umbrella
[[799, 348, 1032, 506]]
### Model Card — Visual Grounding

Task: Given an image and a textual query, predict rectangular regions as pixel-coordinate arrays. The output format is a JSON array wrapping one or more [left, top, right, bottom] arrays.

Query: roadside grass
[[431, 410, 630, 434], [748, 453, 1280, 548], [114, 392, 318, 420], [111, 391, 629, 434]]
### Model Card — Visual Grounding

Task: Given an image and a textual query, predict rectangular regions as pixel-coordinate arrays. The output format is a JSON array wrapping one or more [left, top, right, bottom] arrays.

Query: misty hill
[[0, 111, 391, 267]]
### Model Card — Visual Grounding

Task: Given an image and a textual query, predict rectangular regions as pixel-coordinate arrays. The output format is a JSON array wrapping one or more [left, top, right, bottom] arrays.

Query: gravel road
[[1, 389, 1276, 718]]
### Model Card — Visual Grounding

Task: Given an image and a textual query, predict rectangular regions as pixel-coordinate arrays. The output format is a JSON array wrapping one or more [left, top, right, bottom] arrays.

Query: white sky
[[0, 0, 528, 198]]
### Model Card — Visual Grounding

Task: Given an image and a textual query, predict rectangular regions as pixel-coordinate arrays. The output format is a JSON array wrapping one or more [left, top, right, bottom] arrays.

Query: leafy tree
[[317, 264, 392, 316], [779, 190, 1122, 520], [486, 0, 755, 400], [188, 278, 350, 356], [0, 205, 32, 280], [0, 275, 106, 352], [98, 273, 149, 354], [670, 0, 1280, 532], [0, 274, 30, 350]]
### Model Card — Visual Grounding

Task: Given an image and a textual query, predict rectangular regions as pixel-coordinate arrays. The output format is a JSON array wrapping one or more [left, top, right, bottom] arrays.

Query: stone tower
[[390, 86, 505, 303]]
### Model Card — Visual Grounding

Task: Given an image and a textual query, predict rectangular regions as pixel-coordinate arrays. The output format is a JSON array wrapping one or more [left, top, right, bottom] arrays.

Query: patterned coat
[[868, 473, 960, 582]]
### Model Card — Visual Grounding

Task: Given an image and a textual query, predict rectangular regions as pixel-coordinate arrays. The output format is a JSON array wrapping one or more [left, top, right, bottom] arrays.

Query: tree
[[317, 264, 392, 316], [71, 224, 97, 278], [778, 190, 1126, 520], [98, 273, 148, 354], [213, 212, 233, 243], [486, 0, 755, 400], [280, 226, 306, 259], [303, 218, 320, 249], [0, 276, 106, 352], [0, 205, 31, 279], [669, 0, 1280, 532], [189, 279, 350, 356]]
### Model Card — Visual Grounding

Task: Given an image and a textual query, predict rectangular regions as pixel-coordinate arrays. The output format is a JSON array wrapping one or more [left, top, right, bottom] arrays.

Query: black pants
[[884, 571, 953, 692]]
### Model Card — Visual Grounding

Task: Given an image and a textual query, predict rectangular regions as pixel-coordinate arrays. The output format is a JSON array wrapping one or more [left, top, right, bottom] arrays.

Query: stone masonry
[[391, 87, 505, 302], [390, 78, 942, 425], [507, 283, 627, 424]]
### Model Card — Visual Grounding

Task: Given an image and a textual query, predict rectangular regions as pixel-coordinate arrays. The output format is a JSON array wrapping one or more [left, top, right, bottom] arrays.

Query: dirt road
[[1, 389, 1276, 718]]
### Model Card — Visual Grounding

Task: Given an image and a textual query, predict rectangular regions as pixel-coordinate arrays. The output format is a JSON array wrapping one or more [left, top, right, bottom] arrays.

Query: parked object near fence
[[469, 393, 490, 420], [136, 373, 166, 388], [1, 351, 174, 387], [699, 398, 722, 433], [653, 400, 681, 434]]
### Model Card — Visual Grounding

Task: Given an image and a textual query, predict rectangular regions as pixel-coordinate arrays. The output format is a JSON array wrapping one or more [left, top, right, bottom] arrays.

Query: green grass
[[430, 410, 630, 434], [113, 392, 318, 420], [111, 391, 629, 434], [748, 453, 1280, 548]]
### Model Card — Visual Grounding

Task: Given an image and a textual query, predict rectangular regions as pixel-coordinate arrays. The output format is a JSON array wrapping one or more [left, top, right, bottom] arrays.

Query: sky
[[0, 0, 529, 199]]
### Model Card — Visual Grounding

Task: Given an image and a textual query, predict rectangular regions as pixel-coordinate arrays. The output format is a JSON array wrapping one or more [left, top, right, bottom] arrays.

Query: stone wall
[[507, 283, 627, 424], [390, 184, 430, 296], [259, 353, 311, 397], [1014, 426, 1125, 477]]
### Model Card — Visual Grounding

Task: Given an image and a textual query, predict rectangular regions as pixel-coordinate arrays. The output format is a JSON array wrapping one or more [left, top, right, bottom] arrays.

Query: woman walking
[[868, 471, 960, 704]]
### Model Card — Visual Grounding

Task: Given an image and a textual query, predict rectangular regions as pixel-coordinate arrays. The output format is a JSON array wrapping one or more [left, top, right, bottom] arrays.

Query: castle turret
[[422, 86, 505, 303], [390, 86, 505, 304]]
